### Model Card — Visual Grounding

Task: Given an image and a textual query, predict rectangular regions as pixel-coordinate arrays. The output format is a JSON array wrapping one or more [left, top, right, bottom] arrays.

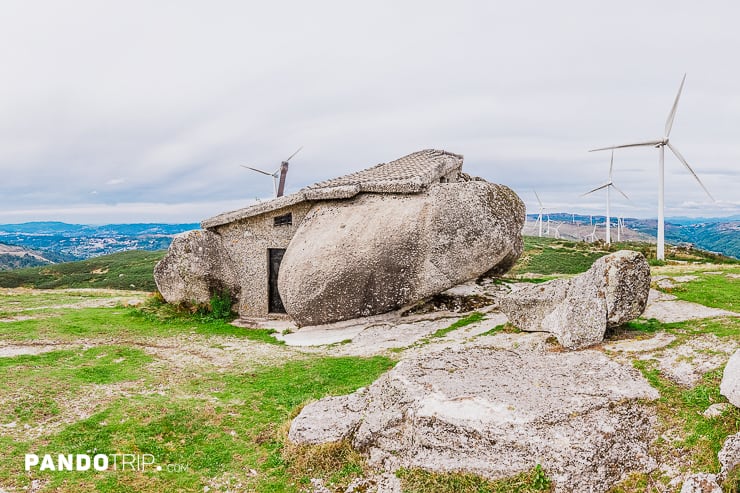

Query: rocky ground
[[1, 266, 739, 492], [275, 266, 740, 492]]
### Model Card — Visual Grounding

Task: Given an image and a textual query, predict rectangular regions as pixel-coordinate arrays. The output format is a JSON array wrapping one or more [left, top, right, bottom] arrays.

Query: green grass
[[0, 288, 395, 492], [0, 356, 395, 492], [510, 237, 607, 275], [657, 267, 740, 312], [0, 303, 284, 344], [396, 464, 552, 492], [623, 317, 740, 341], [478, 322, 521, 337], [0, 250, 165, 291], [510, 236, 738, 277], [632, 361, 740, 475], [429, 312, 485, 338], [0, 346, 153, 424]]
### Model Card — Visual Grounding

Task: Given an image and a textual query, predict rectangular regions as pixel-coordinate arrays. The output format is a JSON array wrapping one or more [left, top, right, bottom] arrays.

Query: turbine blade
[[285, 146, 303, 162], [241, 165, 272, 176], [582, 183, 610, 196], [533, 190, 543, 207], [611, 182, 630, 200], [609, 150, 614, 181], [589, 140, 663, 152], [667, 142, 715, 201], [665, 74, 686, 138]]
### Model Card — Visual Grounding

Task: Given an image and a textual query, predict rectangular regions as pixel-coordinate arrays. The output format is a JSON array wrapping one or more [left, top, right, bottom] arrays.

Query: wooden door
[[268, 248, 286, 313]]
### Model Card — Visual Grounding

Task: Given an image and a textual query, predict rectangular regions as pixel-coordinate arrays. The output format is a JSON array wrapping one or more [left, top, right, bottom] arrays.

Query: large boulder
[[154, 229, 240, 305], [278, 181, 525, 326], [499, 250, 651, 349], [721, 350, 740, 407], [289, 347, 659, 493]]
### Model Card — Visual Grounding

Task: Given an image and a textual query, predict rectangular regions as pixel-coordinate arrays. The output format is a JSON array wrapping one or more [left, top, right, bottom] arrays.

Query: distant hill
[[0, 236, 735, 294], [0, 250, 166, 291], [0, 243, 55, 271], [0, 222, 198, 266], [528, 213, 740, 259]]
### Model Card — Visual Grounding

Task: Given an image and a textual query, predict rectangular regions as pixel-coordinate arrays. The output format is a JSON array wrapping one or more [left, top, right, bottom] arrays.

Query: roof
[[202, 149, 463, 229]]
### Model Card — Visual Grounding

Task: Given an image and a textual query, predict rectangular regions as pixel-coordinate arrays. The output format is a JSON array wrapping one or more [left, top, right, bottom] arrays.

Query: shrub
[[209, 290, 234, 320]]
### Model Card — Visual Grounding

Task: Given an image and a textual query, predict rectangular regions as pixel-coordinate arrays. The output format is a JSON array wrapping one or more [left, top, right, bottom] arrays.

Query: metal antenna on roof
[[277, 146, 302, 198], [240, 146, 303, 198]]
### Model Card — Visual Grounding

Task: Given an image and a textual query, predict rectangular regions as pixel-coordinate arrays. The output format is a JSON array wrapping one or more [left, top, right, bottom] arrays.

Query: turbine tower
[[581, 150, 629, 245], [241, 147, 303, 198], [533, 190, 547, 237], [590, 75, 713, 260]]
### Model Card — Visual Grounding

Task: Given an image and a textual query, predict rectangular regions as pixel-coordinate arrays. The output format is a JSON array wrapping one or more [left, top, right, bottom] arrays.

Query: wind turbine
[[581, 150, 629, 245], [586, 223, 598, 243], [590, 74, 713, 260], [533, 190, 547, 237], [552, 222, 564, 239], [241, 147, 303, 198]]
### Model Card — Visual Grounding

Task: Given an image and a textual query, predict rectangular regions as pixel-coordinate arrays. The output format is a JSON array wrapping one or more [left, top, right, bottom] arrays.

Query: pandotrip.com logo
[[25, 453, 189, 473]]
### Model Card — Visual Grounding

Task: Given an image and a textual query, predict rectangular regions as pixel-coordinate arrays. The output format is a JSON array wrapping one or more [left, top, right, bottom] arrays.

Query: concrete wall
[[213, 201, 314, 318]]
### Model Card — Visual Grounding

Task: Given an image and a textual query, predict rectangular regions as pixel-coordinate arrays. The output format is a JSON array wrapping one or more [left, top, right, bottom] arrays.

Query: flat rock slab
[[643, 290, 738, 323], [0, 343, 78, 358], [272, 312, 459, 352], [642, 334, 737, 387], [603, 332, 676, 353], [290, 347, 659, 493]]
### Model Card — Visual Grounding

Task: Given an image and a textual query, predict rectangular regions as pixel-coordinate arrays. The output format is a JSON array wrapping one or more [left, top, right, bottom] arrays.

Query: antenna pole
[[277, 162, 289, 197]]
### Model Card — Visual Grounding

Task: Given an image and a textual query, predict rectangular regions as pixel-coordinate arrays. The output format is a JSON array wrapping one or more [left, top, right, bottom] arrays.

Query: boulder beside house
[[154, 149, 526, 326]]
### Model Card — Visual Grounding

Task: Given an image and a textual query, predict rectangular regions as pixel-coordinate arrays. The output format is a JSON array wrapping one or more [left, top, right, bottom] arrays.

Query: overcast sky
[[1, 1, 739, 224]]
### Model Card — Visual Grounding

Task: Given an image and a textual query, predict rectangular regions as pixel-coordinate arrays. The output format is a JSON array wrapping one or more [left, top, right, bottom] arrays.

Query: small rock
[[720, 350, 740, 407], [719, 432, 740, 478], [500, 250, 650, 349], [703, 403, 732, 419], [344, 477, 376, 493], [310, 478, 331, 493], [680, 473, 721, 493], [657, 278, 676, 289], [289, 390, 368, 444]]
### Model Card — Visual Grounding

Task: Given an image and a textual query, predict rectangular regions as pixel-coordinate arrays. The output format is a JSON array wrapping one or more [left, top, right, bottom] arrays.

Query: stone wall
[[212, 201, 313, 318]]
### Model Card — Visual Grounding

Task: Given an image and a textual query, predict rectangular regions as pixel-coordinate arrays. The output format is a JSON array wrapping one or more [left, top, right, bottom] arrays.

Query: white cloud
[[0, 0, 739, 223]]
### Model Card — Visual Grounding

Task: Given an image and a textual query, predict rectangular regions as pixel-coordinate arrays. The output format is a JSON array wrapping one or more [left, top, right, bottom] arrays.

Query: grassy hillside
[[0, 253, 50, 271], [0, 250, 165, 291], [0, 236, 737, 293], [510, 236, 738, 278]]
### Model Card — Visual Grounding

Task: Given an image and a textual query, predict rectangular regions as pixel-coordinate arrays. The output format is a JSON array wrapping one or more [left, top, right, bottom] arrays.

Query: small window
[[274, 213, 292, 226]]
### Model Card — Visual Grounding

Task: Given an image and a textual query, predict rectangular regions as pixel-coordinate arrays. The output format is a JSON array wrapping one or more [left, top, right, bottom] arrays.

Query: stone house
[[198, 149, 466, 318], [155, 149, 524, 326]]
